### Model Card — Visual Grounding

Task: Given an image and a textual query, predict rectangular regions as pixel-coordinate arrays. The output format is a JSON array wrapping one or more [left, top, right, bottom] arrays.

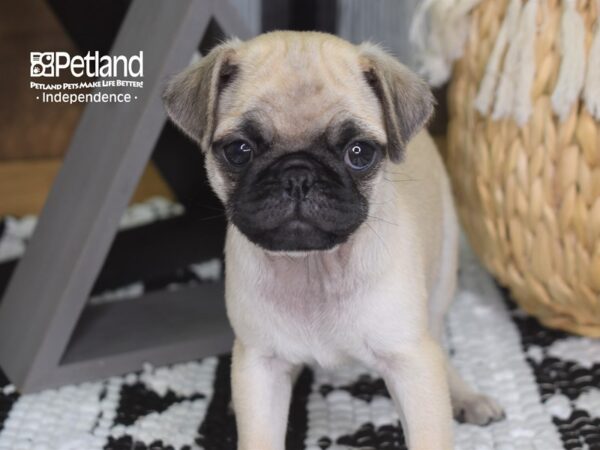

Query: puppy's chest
[[265, 261, 346, 302], [253, 259, 363, 366]]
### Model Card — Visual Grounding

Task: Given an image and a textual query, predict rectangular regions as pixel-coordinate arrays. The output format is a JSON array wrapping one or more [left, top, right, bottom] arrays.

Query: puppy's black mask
[[215, 120, 380, 252]]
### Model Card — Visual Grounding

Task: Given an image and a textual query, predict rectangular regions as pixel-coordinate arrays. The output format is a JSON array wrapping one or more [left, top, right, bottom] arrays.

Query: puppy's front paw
[[453, 393, 505, 425]]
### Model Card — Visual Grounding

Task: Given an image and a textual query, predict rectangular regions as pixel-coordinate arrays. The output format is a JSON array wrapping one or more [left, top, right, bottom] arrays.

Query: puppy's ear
[[163, 39, 240, 149], [359, 43, 435, 163]]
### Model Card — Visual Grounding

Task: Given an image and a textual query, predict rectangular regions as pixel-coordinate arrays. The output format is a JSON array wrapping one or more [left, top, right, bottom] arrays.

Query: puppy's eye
[[344, 142, 376, 171], [223, 141, 253, 167]]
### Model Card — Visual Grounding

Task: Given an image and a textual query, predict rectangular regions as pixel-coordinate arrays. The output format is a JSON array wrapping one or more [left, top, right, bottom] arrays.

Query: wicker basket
[[446, 0, 600, 336]]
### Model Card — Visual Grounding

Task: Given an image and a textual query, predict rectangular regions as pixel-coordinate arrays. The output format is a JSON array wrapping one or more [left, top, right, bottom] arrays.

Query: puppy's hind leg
[[429, 204, 505, 426], [445, 362, 505, 425]]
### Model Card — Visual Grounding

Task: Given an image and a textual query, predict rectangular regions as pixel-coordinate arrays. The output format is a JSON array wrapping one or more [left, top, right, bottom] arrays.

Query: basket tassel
[[475, 0, 522, 115], [493, 0, 538, 123], [410, 0, 451, 86], [551, 0, 587, 122], [410, 0, 484, 86], [447, 0, 485, 60], [583, 0, 600, 119], [513, 0, 538, 125]]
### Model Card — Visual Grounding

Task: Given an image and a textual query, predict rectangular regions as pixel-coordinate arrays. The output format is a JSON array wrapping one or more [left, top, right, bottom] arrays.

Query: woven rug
[[0, 199, 598, 450]]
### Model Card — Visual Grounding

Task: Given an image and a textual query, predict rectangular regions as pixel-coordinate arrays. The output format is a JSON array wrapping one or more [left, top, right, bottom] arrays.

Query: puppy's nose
[[280, 160, 315, 200]]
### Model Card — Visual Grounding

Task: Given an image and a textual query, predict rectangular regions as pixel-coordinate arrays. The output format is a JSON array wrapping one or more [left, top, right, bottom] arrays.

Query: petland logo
[[30, 51, 144, 104], [30, 51, 143, 78]]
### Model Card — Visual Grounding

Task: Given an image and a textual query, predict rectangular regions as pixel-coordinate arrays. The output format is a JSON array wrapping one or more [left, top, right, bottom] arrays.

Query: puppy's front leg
[[381, 337, 454, 450], [231, 339, 295, 450]]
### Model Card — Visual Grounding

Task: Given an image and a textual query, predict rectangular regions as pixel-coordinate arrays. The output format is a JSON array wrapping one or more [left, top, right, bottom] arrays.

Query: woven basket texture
[[446, 0, 600, 336]]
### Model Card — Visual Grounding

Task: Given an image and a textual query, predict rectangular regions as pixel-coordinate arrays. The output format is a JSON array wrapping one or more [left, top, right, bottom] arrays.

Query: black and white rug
[[0, 198, 598, 450]]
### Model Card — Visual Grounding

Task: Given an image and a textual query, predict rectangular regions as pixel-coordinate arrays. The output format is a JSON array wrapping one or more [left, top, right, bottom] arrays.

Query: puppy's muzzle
[[279, 156, 315, 201], [230, 151, 366, 252]]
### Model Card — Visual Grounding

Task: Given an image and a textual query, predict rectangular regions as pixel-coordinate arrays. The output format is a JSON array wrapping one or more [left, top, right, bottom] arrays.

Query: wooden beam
[[0, 0, 251, 393]]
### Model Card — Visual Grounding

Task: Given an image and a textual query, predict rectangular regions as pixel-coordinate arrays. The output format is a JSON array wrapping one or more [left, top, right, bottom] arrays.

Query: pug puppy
[[163, 31, 504, 450]]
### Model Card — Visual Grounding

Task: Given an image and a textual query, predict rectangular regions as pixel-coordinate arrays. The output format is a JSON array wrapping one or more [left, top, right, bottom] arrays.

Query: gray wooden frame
[[0, 0, 251, 393]]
